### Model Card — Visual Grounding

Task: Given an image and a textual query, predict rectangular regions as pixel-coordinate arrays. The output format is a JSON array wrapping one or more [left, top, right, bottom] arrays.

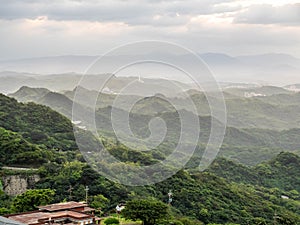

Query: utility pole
[[168, 190, 173, 205], [85, 186, 89, 204], [67, 185, 73, 201]]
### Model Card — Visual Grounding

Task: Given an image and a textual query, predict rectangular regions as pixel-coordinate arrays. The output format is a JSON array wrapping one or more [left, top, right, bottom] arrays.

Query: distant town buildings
[[244, 92, 266, 98], [285, 85, 300, 92]]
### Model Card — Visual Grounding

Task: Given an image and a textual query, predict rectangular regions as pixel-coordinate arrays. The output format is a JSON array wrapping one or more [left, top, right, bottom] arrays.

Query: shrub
[[104, 217, 120, 225]]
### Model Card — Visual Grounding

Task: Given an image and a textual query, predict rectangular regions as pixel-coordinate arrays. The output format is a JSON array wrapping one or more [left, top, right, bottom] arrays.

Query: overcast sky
[[0, 0, 299, 60]]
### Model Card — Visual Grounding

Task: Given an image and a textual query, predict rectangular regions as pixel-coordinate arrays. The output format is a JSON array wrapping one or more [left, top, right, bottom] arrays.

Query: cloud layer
[[0, 0, 235, 25], [0, 0, 299, 60], [235, 3, 300, 25]]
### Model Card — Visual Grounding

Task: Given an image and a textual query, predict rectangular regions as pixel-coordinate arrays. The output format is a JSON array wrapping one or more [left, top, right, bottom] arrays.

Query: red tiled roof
[[6, 202, 99, 225], [7, 210, 93, 225], [50, 210, 92, 219], [8, 212, 51, 225], [38, 201, 87, 212]]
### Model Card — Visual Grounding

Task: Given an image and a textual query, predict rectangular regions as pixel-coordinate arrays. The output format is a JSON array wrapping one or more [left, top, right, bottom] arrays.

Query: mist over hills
[[0, 71, 192, 96], [0, 52, 299, 86], [9, 84, 300, 130]]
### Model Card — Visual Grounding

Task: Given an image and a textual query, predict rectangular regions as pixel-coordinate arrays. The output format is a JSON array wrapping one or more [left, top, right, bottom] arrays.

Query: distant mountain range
[[9, 84, 300, 130], [8, 85, 300, 166], [0, 71, 191, 95], [0, 52, 299, 85]]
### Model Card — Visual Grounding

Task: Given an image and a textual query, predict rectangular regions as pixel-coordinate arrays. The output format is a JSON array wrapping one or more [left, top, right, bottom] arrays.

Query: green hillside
[[0, 127, 48, 167], [257, 92, 300, 106], [32, 157, 300, 224], [0, 94, 76, 151], [7, 89, 300, 165], [8, 86, 50, 102], [208, 152, 300, 193], [10, 86, 300, 131]]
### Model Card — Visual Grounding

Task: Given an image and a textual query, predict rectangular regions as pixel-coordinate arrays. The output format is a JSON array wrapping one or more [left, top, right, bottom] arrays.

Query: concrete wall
[[1, 174, 40, 196]]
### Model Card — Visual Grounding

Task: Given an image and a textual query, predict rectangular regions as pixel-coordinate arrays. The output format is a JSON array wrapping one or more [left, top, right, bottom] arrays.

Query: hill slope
[[8, 88, 300, 165], [0, 94, 76, 151], [208, 152, 300, 193]]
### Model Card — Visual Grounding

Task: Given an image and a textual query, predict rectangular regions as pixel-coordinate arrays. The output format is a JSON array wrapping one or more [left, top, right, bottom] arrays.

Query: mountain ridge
[[1, 52, 299, 85]]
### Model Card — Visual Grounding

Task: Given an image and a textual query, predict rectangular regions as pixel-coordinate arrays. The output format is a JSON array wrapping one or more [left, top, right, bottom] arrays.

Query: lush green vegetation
[[0, 127, 47, 166], [2, 155, 299, 224], [104, 217, 120, 225], [12, 189, 55, 212], [208, 152, 300, 193], [0, 94, 299, 224], [122, 198, 170, 225], [10, 87, 300, 166], [0, 94, 76, 151]]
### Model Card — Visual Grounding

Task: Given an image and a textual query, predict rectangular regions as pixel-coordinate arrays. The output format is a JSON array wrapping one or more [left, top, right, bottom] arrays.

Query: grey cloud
[[0, 9, 299, 61], [0, 0, 152, 22], [0, 0, 299, 61], [213, 4, 242, 14], [0, 0, 237, 26], [157, 0, 236, 15], [234, 3, 300, 25]]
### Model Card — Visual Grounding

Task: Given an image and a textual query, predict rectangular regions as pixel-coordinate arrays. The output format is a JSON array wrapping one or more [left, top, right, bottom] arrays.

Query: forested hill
[[8, 88, 300, 166], [0, 94, 76, 151], [10, 85, 300, 130], [208, 152, 300, 193], [0, 127, 49, 167]]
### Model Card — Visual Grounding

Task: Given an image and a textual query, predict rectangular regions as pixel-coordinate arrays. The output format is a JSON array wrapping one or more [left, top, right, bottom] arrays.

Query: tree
[[0, 180, 3, 192], [90, 194, 110, 215], [199, 208, 210, 224], [104, 217, 120, 225], [12, 189, 55, 212], [122, 198, 170, 225]]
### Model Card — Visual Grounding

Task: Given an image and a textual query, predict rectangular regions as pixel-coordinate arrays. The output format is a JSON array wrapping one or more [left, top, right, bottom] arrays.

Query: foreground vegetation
[[1, 153, 299, 224]]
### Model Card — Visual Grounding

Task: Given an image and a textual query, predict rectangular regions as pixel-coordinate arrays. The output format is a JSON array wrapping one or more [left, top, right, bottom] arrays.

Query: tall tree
[[122, 198, 170, 225], [12, 189, 55, 212]]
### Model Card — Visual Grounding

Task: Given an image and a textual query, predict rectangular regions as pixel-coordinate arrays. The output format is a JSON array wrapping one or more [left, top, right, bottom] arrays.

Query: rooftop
[[5, 202, 98, 225], [38, 201, 87, 212], [7, 212, 51, 225], [7, 211, 93, 225]]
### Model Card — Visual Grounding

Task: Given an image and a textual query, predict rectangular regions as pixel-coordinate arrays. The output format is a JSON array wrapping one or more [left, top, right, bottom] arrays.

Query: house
[[5, 202, 101, 225]]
